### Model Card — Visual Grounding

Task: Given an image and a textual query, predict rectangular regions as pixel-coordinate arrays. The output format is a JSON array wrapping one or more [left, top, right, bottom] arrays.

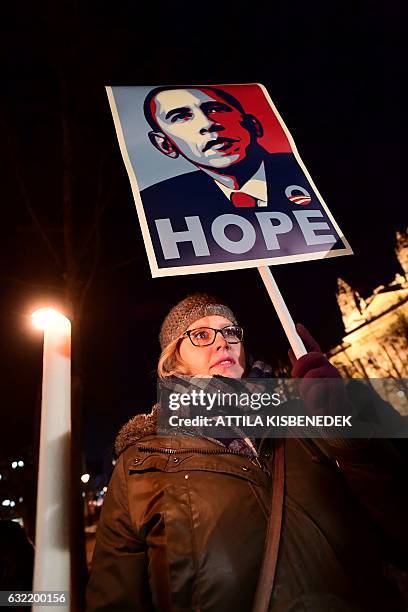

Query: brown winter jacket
[[87, 408, 407, 611]]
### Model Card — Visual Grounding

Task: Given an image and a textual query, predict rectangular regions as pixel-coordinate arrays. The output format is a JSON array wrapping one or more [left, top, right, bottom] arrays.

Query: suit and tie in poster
[[107, 84, 352, 277]]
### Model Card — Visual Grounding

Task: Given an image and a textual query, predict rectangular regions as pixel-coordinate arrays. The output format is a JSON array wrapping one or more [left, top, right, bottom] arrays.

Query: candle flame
[[31, 308, 71, 332]]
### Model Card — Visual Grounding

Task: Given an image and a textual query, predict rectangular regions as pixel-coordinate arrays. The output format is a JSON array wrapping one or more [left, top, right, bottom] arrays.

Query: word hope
[[155, 210, 336, 259]]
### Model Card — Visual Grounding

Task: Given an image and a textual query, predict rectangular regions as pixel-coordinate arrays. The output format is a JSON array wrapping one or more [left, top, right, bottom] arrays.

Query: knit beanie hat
[[159, 293, 238, 350]]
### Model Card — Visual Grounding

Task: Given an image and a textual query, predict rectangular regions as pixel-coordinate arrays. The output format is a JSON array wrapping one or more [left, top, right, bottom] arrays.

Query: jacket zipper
[[135, 445, 268, 473]]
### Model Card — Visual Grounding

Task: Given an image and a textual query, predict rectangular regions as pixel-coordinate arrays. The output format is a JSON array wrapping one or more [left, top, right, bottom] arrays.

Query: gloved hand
[[288, 324, 351, 417]]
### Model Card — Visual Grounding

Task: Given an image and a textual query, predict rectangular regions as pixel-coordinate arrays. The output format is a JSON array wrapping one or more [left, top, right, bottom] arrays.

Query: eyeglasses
[[182, 325, 244, 347]]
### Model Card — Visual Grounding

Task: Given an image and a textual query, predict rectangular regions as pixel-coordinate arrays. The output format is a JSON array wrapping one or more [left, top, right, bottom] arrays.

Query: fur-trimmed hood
[[114, 404, 159, 457]]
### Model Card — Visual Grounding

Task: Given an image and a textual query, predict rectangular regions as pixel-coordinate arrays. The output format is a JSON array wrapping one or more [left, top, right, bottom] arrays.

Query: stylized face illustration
[[149, 88, 255, 169]]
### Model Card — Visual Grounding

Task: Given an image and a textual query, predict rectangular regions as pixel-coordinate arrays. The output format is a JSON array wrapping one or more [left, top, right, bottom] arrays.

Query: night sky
[[0, 2, 405, 468]]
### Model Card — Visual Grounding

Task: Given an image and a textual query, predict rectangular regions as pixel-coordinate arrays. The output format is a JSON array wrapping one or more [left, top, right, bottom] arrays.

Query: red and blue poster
[[106, 84, 352, 277]]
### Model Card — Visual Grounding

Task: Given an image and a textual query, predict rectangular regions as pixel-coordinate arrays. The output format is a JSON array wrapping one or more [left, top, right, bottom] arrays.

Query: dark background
[[0, 2, 405, 474]]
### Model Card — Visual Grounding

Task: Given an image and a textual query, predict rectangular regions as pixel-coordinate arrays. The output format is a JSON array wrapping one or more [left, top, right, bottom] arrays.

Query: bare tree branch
[[0, 275, 61, 291], [0, 107, 64, 272], [76, 146, 105, 320], [103, 257, 138, 272], [77, 222, 101, 323], [77, 158, 121, 267], [60, 74, 77, 285]]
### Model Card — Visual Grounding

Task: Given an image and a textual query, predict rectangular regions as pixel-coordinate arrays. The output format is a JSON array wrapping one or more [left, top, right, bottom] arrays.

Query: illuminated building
[[328, 228, 408, 415]]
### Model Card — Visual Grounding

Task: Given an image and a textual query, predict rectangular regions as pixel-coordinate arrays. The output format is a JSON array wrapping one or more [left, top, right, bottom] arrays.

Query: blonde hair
[[157, 337, 191, 379]]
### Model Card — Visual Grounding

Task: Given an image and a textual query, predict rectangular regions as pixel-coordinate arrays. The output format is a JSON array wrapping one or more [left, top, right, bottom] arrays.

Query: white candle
[[31, 308, 71, 610]]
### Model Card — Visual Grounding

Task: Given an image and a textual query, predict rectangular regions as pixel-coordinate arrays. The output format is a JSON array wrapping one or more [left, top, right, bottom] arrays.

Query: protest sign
[[106, 84, 352, 278]]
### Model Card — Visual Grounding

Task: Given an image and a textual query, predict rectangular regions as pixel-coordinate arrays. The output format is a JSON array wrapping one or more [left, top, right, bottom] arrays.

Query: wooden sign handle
[[258, 266, 307, 360]]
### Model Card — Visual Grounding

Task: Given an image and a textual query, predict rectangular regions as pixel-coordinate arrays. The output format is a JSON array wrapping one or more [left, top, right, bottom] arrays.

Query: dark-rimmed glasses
[[181, 325, 244, 347]]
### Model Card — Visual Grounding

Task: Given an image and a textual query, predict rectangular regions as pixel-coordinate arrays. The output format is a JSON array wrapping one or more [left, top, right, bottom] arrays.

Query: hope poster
[[106, 84, 352, 277]]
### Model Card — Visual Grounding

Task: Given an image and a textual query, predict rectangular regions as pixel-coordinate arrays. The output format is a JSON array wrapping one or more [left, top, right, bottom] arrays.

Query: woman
[[87, 293, 407, 611]]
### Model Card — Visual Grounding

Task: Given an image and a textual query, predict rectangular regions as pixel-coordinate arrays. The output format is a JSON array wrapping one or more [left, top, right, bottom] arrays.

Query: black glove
[[288, 324, 350, 417]]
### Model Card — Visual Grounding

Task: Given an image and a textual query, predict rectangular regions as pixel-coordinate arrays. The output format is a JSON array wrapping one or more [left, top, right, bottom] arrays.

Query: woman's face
[[178, 315, 246, 378]]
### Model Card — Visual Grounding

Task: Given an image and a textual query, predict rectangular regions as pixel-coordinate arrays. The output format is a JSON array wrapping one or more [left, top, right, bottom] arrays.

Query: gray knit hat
[[159, 293, 238, 350]]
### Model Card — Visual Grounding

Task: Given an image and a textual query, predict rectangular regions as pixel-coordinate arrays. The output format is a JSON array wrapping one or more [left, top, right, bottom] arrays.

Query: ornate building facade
[[328, 228, 408, 414]]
